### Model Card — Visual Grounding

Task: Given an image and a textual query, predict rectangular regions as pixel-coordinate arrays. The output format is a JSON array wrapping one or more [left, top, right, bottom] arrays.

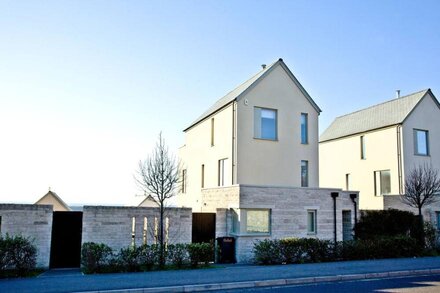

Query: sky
[[1, 0, 439, 206]]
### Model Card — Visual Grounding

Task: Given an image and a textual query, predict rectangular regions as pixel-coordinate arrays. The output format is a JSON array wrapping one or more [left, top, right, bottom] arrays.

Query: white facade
[[320, 90, 440, 210], [178, 59, 321, 211]]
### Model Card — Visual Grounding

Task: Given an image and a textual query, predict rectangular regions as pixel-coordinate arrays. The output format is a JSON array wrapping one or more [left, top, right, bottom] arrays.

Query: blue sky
[[1, 0, 439, 205]]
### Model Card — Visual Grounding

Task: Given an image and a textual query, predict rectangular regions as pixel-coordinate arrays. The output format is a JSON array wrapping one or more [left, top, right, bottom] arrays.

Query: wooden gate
[[50, 211, 83, 268], [192, 213, 216, 244]]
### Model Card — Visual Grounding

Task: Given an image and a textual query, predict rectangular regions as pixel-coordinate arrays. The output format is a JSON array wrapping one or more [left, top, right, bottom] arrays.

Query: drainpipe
[[331, 192, 339, 244], [349, 193, 358, 224]]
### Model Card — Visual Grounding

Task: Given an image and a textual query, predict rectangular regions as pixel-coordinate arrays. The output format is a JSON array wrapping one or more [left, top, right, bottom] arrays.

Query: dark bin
[[216, 237, 236, 264]]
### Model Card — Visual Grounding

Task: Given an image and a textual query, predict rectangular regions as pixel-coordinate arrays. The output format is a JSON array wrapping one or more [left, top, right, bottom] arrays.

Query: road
[[219, 274, 440, 292]]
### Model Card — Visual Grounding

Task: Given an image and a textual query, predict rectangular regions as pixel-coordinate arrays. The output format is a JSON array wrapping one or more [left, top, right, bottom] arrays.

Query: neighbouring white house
[[178, 58, 358, 262], [319, 89, 440, 212]]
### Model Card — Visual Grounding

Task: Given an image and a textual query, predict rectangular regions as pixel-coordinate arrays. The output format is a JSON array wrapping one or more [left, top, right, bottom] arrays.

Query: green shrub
[[279, 238, 303, 264], [138, 244, 160, 271], [167, 244, 188, 268], [187, 243, 213, 267], [253, 239, 282, 265], [81, 242, 114, 274], [0, 234, 37, 277], [340, 236, 419, 260], [355, 209, 416, 240], [423, 222, 438, 251], [117, 246, 140, 272]]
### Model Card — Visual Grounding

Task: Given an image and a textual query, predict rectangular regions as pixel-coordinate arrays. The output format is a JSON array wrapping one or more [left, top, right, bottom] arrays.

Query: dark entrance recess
[[50, 211, 83, 268], [192, 213, 216, 244]]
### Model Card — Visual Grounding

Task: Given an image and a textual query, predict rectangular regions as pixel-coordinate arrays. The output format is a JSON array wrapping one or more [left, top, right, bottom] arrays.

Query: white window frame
[[218, 159, 226, 186], [374, 170, 391, 196]]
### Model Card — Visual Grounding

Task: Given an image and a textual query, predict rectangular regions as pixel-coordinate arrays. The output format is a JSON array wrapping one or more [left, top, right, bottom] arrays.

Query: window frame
[[360, 135, 366, 160], [201, 164, 205, 188], [181, 169, 187, 193], [374, 169, 391, 196], [307, 210, 317, 234], [254, 107, 278, 141], [218, 159, 226, 186], [414, 129, 429, 156], [231, 208, 271, 236], [211, 118, 215, 147], [301, 113, 309, 144], [301, 160, 309, 187], [345, 173, 350, 191]]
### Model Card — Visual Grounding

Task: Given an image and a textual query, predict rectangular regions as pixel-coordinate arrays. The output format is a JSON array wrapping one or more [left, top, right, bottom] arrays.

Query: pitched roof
[[184, 58, 321, 131], [320, 89, 433, 142], [35, 190, 71, 211]]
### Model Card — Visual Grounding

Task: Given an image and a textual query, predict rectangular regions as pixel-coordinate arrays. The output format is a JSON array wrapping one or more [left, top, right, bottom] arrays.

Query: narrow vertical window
[[254, 107, 277, 140], [143, 217, 148, 245], [345, 174, 350, 190], [414, 129, 429, 155], [307, 210, 317, 234], [201, 164, 205, 188], [181, 169, 187, 193], [360, 136, 366, 159], [301, 160, 309, 187], [211, 118, 215, 146], [131, 217, 136, 247], [301, 113, 308, 144], [154, 217, 158, 244], [218, 159, 226, 186]]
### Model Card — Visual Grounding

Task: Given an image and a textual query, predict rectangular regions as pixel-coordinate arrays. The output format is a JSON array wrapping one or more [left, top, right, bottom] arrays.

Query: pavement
[[1, 257, 440, 293]]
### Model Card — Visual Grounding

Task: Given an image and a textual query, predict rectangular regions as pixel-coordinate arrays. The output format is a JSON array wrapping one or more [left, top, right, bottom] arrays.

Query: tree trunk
[[159, 203, 165, 267], [417, 206, 425, 248]]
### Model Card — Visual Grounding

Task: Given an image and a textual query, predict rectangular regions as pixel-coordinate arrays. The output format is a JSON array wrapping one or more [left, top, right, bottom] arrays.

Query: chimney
[[261, 64, 266, 70], [396, 90, 401, 99]]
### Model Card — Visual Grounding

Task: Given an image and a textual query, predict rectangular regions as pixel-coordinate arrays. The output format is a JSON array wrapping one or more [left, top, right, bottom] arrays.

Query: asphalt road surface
[[218, 274, 440, 292]]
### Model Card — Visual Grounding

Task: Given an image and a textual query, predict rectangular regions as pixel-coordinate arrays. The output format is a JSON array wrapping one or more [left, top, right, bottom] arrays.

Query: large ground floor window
[[231, 208, 271, 236]]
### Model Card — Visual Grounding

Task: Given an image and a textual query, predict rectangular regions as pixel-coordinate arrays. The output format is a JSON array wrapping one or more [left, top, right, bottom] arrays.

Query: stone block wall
[[82, 206, 192, 252], [0, 204, 53, 268], [384, 195, 440, 225], [211, 185, 359, 263], [201, 185, 240, 212]]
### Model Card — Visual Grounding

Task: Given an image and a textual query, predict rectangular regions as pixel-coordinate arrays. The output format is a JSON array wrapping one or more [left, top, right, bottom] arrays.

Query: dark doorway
[[192, 213, 216, 243], [50, 211, 83, 268]]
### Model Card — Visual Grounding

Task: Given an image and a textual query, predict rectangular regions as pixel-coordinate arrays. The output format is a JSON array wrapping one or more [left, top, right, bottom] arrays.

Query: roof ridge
[[334, 89, 429, 120]]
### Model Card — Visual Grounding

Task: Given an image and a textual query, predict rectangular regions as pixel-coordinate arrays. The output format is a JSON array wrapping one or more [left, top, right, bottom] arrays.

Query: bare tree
[[135, 132, 180, 266], [400, 164, 440, 246], [400, 164, 440, 218]]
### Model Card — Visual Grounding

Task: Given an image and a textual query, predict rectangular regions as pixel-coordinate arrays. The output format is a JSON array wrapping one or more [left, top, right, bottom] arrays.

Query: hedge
[[81, 242, 213, 274], [253, 236, 422, 265], [0, 234, 37, 277]]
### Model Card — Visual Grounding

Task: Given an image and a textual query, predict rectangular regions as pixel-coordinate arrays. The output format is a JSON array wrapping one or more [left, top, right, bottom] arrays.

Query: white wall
[[236, 65, 319, 187]]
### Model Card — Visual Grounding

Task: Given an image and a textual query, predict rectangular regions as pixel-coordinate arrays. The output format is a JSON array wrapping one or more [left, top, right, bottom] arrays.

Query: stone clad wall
[[0, 204, 53, 268], [209, 185, 359, 263], [82, 206, 192, 252]]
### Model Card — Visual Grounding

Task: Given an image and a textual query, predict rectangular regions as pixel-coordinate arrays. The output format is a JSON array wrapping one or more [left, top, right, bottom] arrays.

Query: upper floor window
[[301, 160, 309, 187], [360, 136, 366, 159], [414, 129, 429, 156], [374, 170, 391, 195], [181, 169, 187, 193], [301, 113, 308, 144], [345, 173, 351, 190], [254, 107, 277, 140], [201, 164, 205, 188], [211, 118, 215, 146], [218, 159, 226, 186]]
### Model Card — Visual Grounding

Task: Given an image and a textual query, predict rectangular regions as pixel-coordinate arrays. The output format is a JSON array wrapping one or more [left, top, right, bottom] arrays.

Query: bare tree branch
[[400, 163, 440, 217]]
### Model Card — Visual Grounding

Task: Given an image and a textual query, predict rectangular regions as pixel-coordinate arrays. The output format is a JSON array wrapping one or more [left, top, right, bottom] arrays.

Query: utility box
[[216, 237, 236, 264]]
